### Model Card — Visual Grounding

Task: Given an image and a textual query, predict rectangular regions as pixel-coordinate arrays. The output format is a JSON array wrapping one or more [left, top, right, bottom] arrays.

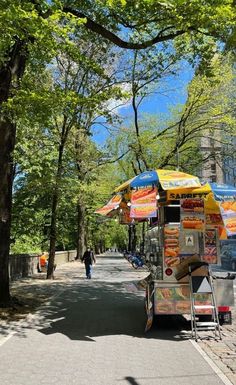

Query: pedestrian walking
[[81, 247, 96, 279]]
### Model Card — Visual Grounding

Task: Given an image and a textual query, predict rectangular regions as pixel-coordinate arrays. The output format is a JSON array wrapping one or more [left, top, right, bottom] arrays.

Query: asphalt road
[[0, 254, 231, 385]]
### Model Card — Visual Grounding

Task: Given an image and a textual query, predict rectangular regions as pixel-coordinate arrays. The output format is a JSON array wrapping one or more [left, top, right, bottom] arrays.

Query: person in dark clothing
[[81, 248, 96, 279]]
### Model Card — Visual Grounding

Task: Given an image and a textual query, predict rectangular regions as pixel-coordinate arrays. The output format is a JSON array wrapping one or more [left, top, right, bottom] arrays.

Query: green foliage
[[107, 54, 235, 179], [2, 0, 236, 258]]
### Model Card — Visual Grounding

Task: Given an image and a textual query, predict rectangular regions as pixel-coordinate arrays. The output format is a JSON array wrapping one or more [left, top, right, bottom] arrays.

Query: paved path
[[0, 254, 233, 385]]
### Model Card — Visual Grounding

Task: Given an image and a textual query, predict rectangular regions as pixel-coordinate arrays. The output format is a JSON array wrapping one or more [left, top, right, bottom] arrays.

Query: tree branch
[[63, 7, 194, 50]]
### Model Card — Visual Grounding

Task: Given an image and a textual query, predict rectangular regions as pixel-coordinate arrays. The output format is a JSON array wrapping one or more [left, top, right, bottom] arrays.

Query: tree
[[0, 0, 235, 304], [107, 55, 235, 177]]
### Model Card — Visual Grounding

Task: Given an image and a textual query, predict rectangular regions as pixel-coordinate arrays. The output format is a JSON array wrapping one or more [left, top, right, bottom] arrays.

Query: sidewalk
[[198, 305, 236, 385], [0, 261, 84, 338], [0, 260, 236, 384]]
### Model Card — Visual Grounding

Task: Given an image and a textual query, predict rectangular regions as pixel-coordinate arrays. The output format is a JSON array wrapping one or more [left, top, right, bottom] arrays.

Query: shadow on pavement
[[125, 377, 140, 385], [37, 280, 191, 342]]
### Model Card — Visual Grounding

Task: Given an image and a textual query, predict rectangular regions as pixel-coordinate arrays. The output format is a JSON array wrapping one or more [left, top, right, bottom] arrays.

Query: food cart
[[96, 170, 236, 333]]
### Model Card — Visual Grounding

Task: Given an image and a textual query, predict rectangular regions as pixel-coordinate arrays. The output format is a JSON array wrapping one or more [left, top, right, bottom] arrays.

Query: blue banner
[[210, 183, 236, 201]]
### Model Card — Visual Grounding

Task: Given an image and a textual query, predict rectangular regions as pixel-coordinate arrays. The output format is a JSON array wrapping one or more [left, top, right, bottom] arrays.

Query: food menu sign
[[203, 229, 218, 264], [154, 286, 212, 315], [180, 199, 205, 232], [155, 286, 190, 314], [164, 225, 180, 267]]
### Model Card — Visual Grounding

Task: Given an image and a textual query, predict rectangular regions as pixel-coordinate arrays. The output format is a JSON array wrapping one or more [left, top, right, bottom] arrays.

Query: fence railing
[[9, 250, 76, 281]]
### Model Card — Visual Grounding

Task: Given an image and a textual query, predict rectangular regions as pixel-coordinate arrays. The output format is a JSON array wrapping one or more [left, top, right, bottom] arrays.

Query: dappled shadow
[[0, 256, 192, 342], [37, 280, 191, 342], [0, 275, 192, 341], [38, 281, 147, 341]]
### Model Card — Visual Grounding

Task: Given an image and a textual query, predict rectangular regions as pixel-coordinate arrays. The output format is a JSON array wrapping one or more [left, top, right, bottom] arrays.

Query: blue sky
[[92, 61, 194, 145]]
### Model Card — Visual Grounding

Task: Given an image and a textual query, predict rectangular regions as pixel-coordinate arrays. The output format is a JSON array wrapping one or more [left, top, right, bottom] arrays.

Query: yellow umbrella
[[114, 169, 201, 192]]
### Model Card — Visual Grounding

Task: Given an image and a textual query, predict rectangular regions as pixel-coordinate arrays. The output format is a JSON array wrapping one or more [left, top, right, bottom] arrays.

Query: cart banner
[[219, 201, 236, 236], [130, 205, 157, 218], [210, 183, 236, 201], [131, 186, 157, 205], [157, 170, 201, 190], [130, 187, 157, 218], [180, 199, 205, 231], [95, 194, 121, 216], [167, 184, 211, 200]]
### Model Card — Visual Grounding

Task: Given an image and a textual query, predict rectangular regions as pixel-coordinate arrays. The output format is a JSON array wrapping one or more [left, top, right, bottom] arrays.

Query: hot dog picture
[[206, 214, 223, 226], [165, 256, 180, 266], [164, 239, 178, 247], [181, 199, 204, 213], [164, 227, 179, 236], [157, 288, 172, 299], [220, 201, 236, 212], [156, 301, 174, 314], [164, 225, 180, 260], [225, 218, 236, 234], [180, 199, 205, 231], [175, 301, 191, 313], [131, 187, 156, 204], [165, 248, 179, 257], [181, 216, 204, 230]]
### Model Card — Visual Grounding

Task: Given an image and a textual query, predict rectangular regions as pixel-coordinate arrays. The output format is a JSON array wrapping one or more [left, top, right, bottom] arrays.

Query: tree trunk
[[0, 39, 27, 305], [0, 118, 16, 305], [141, 221, 146, 253], [76, 200, 85, 260], [128, 225, 132, 252], [132, 225, 137, 253], [47, 188, 58, 279], [47, 144, 64, 279]]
